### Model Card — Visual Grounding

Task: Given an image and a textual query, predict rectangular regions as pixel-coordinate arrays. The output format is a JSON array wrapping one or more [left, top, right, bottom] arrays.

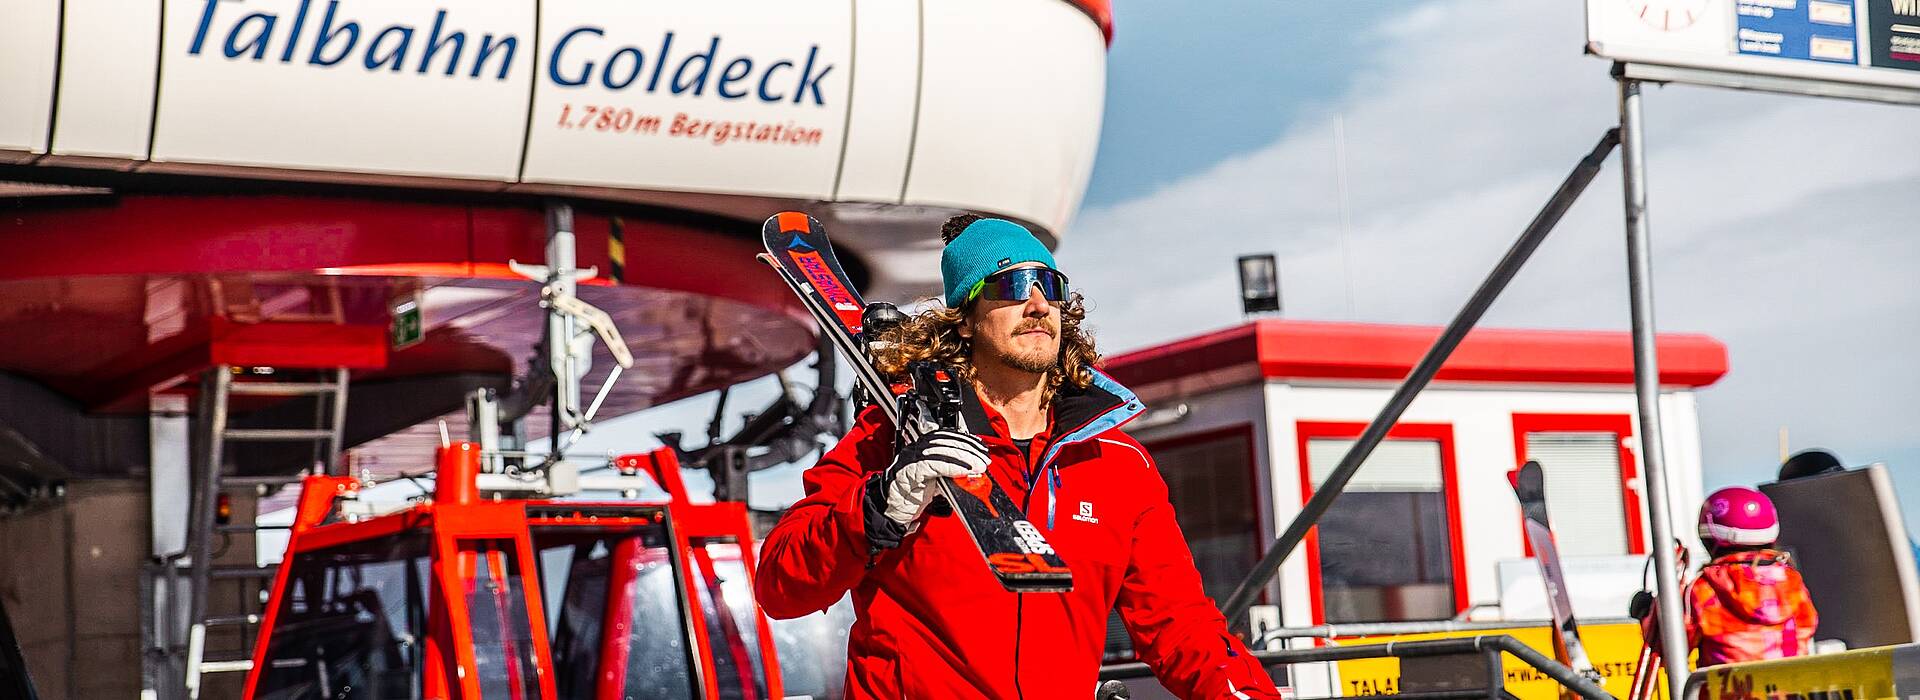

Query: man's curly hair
[[940, 213, 984, 244], [871, 292, 1100, 402]]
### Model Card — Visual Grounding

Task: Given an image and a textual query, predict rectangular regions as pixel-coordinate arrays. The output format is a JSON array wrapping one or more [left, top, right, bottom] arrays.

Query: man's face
[[960, 263, 1062, 375]]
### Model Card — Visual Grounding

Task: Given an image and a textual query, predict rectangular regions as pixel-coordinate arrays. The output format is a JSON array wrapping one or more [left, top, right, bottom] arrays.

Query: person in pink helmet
[[1642, 486, 1819, 666]]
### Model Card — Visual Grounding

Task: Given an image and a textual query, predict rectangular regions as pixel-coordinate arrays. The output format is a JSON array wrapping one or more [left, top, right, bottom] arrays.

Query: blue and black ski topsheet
[[758, 211, 1073, 593], [1511, 460, 1602, 690]]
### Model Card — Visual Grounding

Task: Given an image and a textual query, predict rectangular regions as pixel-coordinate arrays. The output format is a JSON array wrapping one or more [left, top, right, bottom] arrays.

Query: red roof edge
[[1063, 0, 1114, 44], [1102, 319, 1729, 392]]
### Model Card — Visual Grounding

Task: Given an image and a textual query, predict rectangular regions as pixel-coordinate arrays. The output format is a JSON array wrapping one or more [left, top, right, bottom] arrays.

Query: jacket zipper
[[1013, 440, 1033, 700]]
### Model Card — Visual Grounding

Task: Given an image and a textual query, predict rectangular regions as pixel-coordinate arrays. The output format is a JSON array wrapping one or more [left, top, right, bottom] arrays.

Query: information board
[[1587, 0, 1920, 92]]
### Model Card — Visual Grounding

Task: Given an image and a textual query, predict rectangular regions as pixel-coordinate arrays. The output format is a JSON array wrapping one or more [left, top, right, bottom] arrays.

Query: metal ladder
[[167, 365, 350, 700]]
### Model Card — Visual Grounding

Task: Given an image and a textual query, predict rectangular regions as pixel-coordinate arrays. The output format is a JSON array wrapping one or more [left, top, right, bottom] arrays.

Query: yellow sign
[[1692, 647, 1897, 700], [1325, 622, 1657, 699]]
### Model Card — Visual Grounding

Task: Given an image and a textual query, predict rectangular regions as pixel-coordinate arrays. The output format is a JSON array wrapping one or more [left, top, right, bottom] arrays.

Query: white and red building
[[1102, 319, 1729, 629]]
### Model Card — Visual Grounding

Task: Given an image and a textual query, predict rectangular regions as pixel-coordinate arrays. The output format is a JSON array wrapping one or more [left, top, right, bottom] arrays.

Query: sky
[[1058, 0, 1920, 531], [484, 0, 1920, 538]]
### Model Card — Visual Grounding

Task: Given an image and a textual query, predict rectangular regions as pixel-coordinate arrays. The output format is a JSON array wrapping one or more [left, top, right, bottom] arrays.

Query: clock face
[[1628, 0, 1712, 31]]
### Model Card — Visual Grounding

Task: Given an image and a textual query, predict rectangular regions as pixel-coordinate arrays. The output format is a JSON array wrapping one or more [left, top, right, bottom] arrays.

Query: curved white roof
[[0, 0, 1107, 298]]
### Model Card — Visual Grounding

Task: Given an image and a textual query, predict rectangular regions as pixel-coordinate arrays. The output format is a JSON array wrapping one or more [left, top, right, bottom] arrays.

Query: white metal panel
[[1497, 555, 1648, 620], [833, 0, 920, 202], [521, 0, 852, 198], [151, 0, 535, 179], [149, 395, 190, 557], [1525, 431, 1630, 557], [907, 0, 1105, 234], [1263, 382, 1317, 629], [1585, 0, 1736, 67], [0, 0, 60, 154], [52, 0, 162, 158], [1654, 390, 1709, 563]]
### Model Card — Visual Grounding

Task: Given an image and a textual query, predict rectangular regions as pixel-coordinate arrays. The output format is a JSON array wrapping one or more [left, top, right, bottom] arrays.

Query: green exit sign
[[390, 296, 422, 349]]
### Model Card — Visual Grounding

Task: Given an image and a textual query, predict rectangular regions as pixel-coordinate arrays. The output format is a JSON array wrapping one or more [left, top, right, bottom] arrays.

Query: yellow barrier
[[1685, 645, 1913, 700], [1323, 622, 1660, 699]]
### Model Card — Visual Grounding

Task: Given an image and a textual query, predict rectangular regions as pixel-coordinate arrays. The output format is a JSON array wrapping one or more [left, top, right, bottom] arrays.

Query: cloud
[[1060, 0, 1920, 506]]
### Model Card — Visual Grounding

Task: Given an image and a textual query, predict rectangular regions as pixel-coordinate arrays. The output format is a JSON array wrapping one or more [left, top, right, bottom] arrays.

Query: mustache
[[1012, 320, 1055, 337]]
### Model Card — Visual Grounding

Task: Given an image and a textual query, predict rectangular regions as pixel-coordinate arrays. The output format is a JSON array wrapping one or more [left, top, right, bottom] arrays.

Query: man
[[754, 215, 1280, 699], [1641, 486, 1818, 666]]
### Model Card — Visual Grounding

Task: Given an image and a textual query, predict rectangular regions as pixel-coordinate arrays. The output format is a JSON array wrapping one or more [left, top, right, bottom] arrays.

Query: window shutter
[[1524, 431, 1628, 556]]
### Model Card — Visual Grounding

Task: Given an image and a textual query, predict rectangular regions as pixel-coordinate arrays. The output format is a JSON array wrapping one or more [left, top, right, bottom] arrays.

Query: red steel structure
[[242, 443, 782, 700]]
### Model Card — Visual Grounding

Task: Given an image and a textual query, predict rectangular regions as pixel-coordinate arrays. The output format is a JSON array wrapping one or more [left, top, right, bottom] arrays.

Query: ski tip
[[1510, 460, 1544, 496], [768, 211, 813, 234]]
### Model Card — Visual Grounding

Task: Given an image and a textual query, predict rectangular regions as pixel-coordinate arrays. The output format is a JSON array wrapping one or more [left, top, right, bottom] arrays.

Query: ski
[[757, 211, 1073, 593], [1510, 460, 1602, 691]]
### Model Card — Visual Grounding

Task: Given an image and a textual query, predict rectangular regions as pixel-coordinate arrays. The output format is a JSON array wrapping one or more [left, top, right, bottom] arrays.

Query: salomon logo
[[1072, 501, 1099, 525]]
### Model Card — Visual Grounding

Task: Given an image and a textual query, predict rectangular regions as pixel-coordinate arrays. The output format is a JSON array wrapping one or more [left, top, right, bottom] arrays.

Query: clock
[[1627, 0, 1712, 31]]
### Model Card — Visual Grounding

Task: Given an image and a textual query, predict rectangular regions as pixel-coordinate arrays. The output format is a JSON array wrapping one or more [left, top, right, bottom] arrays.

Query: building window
[[1148, 427, 1261, 605], [1512, 414, 1642, 556], [1300, 423, 1462, 624]]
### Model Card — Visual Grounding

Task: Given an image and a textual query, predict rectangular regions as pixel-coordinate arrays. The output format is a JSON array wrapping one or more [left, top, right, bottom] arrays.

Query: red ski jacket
[[1641, 549, 1818, 666], [755, 370, 1279, 699]]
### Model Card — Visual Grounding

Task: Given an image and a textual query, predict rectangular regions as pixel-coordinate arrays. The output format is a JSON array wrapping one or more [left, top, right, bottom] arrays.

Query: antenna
[[1334, 116, 1357, 318]]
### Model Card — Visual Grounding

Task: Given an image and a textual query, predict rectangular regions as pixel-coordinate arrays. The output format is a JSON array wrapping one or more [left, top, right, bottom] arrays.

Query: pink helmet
[[1698, 486, 1779, 547]]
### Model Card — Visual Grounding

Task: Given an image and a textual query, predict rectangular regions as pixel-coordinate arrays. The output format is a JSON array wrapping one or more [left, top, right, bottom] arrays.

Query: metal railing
[[1253, 617, 1638, 645], [1100, 634, 1614, 700]]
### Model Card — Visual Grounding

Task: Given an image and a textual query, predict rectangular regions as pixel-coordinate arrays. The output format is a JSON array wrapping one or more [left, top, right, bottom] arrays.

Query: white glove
[[878, 429, 990, 526]]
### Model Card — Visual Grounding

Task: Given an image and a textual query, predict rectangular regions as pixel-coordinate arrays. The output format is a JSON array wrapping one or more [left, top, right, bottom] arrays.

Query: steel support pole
[[183, 367, 230, 700], [1619, 76, 1690, 697], [1221, 129, 1622, 630], [545, 201, 579, 458]]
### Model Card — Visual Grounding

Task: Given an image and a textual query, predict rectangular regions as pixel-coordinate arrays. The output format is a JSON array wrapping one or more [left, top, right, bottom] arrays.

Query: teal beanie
[[940, 218, 1058, 308]]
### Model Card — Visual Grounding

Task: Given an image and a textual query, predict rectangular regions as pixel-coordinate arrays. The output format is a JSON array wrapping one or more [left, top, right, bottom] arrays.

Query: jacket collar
[[956, 367, 1144, 469]]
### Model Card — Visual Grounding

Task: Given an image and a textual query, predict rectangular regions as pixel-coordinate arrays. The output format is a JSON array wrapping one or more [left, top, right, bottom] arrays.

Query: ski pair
[[1510, 460, 1604, 694], [758, 211, 1073, 593]]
